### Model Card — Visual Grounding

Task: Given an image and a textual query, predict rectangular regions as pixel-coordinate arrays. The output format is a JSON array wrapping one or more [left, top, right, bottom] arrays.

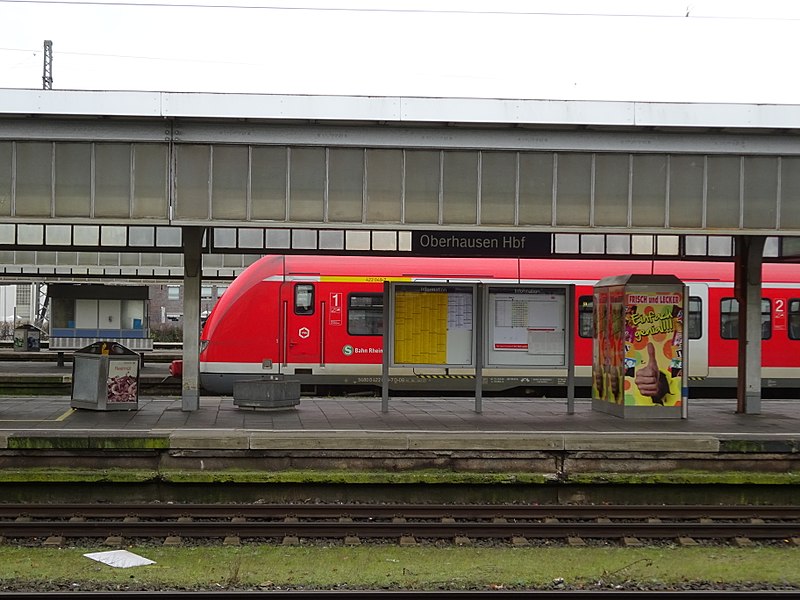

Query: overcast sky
[[1, 0, 798, 103]]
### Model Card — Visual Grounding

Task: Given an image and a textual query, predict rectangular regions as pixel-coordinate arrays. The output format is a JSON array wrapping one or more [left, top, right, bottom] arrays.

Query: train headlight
[[199, 339, 210, 353]]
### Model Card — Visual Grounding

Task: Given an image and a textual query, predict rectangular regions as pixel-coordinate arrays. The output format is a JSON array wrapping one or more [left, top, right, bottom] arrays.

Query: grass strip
[[2, 544, 800, 591]]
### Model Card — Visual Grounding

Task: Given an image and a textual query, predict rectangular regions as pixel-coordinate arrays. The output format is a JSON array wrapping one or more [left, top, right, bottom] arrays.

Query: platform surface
[[1, 394, 798, 440], [1, 358, 799, 443]]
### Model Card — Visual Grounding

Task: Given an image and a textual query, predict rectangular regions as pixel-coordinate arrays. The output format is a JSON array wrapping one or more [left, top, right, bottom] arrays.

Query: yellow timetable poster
[[393, 285, 473, 366]]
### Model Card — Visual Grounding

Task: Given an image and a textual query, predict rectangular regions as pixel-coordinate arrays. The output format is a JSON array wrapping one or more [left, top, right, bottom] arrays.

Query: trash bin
[[13, 324, 43, 352], [71, 341, 140, 411]]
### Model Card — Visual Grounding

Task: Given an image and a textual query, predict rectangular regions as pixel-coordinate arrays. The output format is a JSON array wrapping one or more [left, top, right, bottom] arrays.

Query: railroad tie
[[103, 536, 124, 547], [512, 536, 529, 546], [43, 536, 63, 547], [567, 536, 585, 547], [282, 536, 300, 546], [622, 536, 642, 547]]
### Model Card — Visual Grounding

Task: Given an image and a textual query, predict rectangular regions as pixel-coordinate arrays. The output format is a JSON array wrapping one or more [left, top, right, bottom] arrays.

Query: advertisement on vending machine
[[623, 292, 683, 407]]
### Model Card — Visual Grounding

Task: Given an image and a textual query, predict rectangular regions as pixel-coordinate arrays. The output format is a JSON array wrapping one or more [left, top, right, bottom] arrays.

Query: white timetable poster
[[487, 286, 568, 367]]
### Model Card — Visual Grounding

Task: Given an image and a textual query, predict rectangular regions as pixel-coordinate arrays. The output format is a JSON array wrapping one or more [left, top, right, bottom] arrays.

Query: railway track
[[2, 503, 800, 545]]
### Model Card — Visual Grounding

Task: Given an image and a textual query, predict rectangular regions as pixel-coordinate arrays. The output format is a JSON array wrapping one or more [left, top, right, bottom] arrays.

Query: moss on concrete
[[159, 469, 552, 485], [719, 439, 800, 453], [6, 436, 169, 450], [7, 436, 90, 449], [2, 466, 800, 486], [0, 468, 160, 483], [88, 437, 170, 450], [565, 470, 800, 485]]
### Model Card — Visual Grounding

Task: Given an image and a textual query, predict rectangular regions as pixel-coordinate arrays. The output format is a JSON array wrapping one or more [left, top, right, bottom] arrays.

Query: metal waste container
[[13, 324, 43, 352], [71, 341, 140, 411]]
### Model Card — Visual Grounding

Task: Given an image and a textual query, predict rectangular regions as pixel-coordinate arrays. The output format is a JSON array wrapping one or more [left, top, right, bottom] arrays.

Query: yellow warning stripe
[[0, 408, 75, 423], [415, 375, 475, 380], [320, 276, 413, 283]]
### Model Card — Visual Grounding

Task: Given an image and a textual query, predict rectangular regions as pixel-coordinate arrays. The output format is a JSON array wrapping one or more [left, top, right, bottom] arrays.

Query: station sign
[[412, 231, 551, 257]]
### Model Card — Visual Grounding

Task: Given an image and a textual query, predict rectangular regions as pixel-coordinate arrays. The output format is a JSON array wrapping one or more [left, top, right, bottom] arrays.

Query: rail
[[3, 503, 800, 545]]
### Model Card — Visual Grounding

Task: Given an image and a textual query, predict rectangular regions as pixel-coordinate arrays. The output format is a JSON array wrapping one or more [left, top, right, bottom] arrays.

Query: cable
[[0, 46, 264, 67], [0, 0, 795, 20]]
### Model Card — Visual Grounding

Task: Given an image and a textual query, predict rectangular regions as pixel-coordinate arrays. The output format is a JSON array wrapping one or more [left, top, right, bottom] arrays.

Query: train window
[[789, 300, 800, 340], [578, 296, 593, 338], [720, 297, 771, 340], [688, 296, 702, 340], [294, 283, 315, 315], [348, 293, 384, 336]]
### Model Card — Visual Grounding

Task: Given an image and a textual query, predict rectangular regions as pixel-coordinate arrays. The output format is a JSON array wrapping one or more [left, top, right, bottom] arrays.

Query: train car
[[197, 255, 800, 395]]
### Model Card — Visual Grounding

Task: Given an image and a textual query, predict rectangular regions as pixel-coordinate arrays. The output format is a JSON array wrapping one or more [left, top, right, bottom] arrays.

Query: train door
[[281, 281, 323, 370], [686, 282, 709, 378]]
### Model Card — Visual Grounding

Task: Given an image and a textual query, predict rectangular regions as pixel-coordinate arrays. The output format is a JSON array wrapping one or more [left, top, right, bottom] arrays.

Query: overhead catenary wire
[[0, 0, 797, 21]]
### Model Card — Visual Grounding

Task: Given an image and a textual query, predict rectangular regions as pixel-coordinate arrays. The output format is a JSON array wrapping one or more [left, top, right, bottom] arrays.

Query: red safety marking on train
[[190, 255, 800, 395]]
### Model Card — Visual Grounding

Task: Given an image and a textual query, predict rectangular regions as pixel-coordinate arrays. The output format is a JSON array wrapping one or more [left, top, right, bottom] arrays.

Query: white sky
[[1, 0, 799, 103]]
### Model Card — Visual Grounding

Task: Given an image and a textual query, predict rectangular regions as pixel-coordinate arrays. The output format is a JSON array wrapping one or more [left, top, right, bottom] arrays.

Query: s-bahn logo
[[342, 345, 383, 356], [298, 327, 310, 339]]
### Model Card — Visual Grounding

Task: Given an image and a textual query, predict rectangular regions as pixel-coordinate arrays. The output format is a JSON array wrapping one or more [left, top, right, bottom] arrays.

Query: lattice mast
[[42, 40, 53, 90]]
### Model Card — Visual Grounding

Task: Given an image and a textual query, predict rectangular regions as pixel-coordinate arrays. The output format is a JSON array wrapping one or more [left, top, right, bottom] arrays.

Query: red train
[[198, 255, 800, 395]]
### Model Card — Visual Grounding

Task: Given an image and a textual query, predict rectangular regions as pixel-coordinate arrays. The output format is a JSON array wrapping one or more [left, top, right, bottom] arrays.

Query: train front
[[198, 256, 285, 394]]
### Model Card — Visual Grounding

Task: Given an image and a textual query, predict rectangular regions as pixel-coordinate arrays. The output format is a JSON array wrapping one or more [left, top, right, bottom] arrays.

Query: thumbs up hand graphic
[[634, 342, 662, 398]]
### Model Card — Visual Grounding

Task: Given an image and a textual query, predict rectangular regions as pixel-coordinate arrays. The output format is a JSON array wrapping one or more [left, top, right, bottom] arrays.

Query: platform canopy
[[1, 89, 800, 278]]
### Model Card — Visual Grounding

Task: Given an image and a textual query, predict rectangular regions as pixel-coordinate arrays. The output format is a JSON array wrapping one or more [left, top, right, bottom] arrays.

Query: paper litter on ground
[[83, 549, 156, 568]]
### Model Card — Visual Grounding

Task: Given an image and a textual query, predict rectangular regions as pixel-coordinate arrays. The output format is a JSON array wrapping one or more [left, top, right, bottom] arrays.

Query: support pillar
[[181, 226, 205, 412], [735, 235, 765, 415]]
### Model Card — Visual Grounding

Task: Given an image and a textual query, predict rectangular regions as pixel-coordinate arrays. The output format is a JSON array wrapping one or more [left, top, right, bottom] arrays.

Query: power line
[[1, 46, 264, 67], [0, 0, 796, 20], [0, 0, 653, 15]]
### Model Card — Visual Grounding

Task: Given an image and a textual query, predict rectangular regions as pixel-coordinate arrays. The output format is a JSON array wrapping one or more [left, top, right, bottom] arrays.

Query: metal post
[[381, 281, 390, 413], [735, 235, 765, 415], [567, 284, 575, 415], [181, 226, 205, 412], [681, 284, 689, 419], [474, 285, 483, 414]]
